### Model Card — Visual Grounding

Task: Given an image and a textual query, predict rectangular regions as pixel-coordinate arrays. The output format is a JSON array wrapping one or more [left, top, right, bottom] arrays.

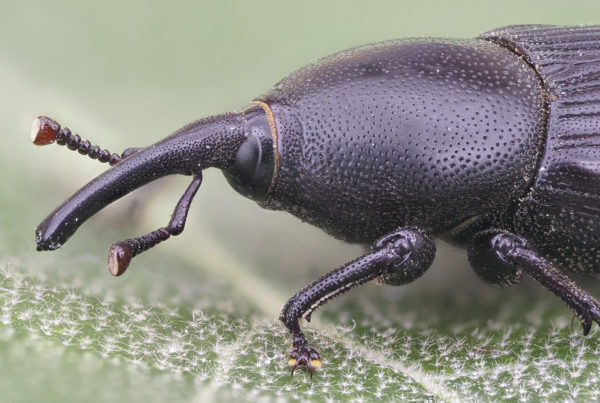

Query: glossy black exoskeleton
[[32, 25, 600, 376]]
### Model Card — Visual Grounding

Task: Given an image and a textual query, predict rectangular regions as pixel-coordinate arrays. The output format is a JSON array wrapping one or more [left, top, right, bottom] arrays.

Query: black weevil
[[32, 25, 600, 376]]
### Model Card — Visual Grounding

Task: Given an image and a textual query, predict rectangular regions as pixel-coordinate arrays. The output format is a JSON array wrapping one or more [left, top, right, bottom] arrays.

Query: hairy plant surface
[[3, 1, 600, 401]]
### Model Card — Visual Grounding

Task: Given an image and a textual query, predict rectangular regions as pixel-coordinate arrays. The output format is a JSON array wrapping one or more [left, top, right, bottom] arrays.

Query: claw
[[579, 311, 595, 336], [582, 318, 592, 336], [572, 301, 600, 336], [288, 341, 321, 377]]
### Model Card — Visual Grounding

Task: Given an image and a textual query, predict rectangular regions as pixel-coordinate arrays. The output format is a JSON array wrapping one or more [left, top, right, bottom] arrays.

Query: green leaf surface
[[3, 1, 600, 401]]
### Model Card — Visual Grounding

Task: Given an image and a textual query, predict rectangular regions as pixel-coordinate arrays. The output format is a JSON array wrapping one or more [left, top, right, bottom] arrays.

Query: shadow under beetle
[[33, 25, 600, 376]]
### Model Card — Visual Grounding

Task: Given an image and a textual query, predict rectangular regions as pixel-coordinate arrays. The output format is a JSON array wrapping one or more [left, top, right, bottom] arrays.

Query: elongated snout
[[35, 112, 247, 251]]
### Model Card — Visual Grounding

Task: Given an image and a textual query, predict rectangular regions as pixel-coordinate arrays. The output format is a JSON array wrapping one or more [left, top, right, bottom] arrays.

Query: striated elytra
[[33, 25, 600, 377]]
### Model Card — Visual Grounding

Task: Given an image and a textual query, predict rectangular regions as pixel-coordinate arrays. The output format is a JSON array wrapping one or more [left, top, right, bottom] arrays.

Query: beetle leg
[[31, 116, 141, 165], [107, 174, 202, 276], [468, 229, 600, 335], [280, 228, 435, 376]]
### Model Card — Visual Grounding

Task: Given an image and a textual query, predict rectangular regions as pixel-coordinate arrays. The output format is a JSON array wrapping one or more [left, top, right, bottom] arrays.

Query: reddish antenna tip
[[31, 116, 60, 145], [108, 242, 132, 276]]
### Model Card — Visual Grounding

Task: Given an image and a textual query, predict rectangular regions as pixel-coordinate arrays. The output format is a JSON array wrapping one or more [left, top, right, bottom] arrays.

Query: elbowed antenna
[[108, 173, 202, 276], [33, 112, 249, 273]]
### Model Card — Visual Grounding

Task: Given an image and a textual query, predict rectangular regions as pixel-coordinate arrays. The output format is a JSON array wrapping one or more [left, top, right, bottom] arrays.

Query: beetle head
[[222, 103, 276, 203]]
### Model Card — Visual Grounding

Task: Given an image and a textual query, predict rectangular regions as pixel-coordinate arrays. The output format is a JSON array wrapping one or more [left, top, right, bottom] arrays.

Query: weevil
[[33, 25, 600, 376]]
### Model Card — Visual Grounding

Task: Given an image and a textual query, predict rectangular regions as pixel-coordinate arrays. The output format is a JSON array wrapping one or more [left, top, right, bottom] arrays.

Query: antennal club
[[31, 116, 140, 165]]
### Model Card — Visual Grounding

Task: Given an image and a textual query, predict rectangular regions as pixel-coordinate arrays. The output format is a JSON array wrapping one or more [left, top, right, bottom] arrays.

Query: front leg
[[280, 228, 435, 376]]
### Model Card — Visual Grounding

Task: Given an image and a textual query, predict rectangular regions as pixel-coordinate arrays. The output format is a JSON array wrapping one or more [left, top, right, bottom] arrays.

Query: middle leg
[[468, 229, 600, 334]]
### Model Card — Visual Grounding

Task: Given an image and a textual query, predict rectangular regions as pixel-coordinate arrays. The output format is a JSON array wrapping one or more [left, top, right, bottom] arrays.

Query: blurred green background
[[2, 1, 600, 402]]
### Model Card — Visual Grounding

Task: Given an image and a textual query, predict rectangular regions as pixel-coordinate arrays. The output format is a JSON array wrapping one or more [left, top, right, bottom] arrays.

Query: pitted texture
[[258, 38, 546, 244], [481, 25, 600, 273], [35, 112, 250, 251]]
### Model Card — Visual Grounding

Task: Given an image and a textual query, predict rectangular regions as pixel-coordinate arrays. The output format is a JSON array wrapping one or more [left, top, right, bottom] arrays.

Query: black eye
[[224, 111, 275, 201], [235, 134, 263, 182]]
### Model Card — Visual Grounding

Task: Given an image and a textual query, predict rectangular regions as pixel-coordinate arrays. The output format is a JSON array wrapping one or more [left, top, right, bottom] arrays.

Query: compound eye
[[224, 112, 275, 201], [234, 134, 263, 183]]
